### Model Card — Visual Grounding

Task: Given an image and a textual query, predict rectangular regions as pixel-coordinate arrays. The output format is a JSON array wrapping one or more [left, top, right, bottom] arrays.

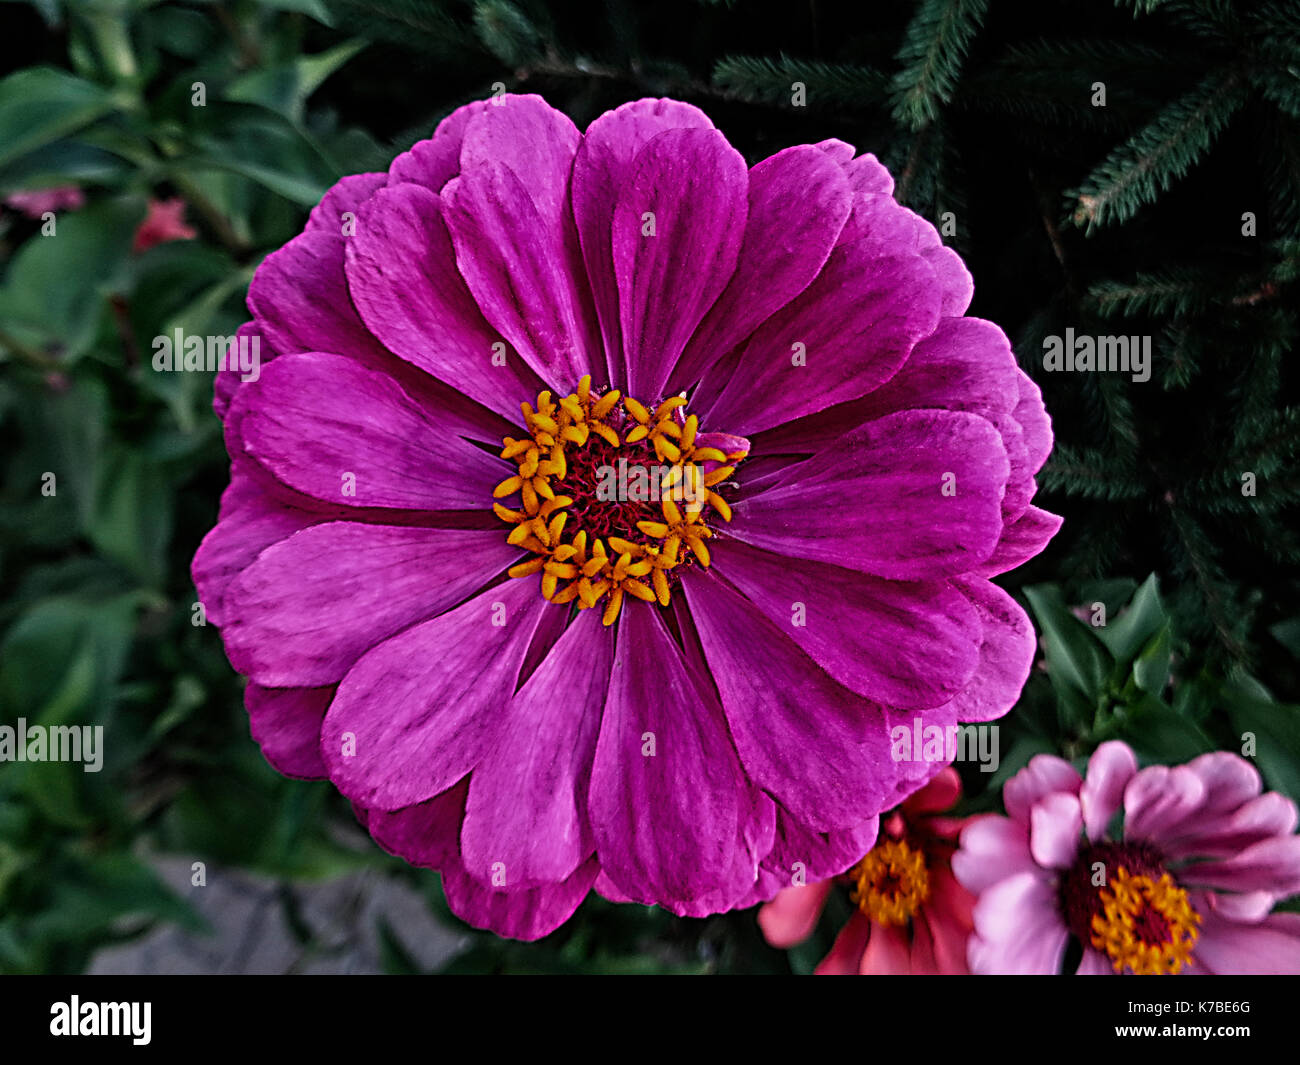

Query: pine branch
[[1088, 267, 1223, 317], [711, 55, 887, 109], [962, 39, 1167, 132], [1164, 504, 1251, 662], [889, 0, 988, 130], [1069, 67, 1247, 231], [1116, 0, 1172, 15], [1264, 116, 1300, 236], [1159, 322, 1203, 389], [324, 0, 472, 51], [1039, 445, 1148, 501]]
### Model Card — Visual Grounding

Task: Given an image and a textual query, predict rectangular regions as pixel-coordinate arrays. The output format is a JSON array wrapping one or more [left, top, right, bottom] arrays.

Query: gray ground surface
[[88, 856, 468, 974]]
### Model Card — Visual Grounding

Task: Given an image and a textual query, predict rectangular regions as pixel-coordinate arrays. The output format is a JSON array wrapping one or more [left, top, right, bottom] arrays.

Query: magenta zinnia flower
[[759, 768, 976, 974], [953, 741, 1300, 974], [193, 95, 1060, 939]]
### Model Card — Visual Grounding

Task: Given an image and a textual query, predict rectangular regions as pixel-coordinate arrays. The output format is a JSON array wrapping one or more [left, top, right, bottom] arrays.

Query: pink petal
[[757, 882, 834, 949], [968, 870, 1070, 974], [1003, 755, 1082, 825], [1029, 792, 1083, 869], [953, 814, 1037, 893], [1080, 741, 1138, 842]]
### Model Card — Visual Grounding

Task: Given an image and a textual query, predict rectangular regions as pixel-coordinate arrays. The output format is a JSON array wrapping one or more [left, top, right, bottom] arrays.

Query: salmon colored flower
[[759, 768, 976, 973], [133, 197, 196, 253]]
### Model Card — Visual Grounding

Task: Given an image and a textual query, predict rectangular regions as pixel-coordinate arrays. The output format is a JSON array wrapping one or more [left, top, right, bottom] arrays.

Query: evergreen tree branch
[[711, 54, 887, 109], [889, 0, 988, 130], [1069, 67, 1247, 231]]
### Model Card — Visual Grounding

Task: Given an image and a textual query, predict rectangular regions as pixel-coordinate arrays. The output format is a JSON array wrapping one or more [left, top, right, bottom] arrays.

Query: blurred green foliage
[[1, 0, 1298, 973]]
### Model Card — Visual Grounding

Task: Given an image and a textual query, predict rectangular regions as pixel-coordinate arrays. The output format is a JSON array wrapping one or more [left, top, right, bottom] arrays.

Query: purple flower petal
[[223, 523, 517, 687], [366, 779, 468, 869], [681, 568, 896, 831], [703, 243, 941, 436], [726, 409, 1009, 580], [305, 172, 386, 236], [441, 856, 599, 942], [345, 183, 545, 420], [460, 610, 613, 886], [387, 100, 492, 192], [941, 577, 1037, 722], [322, 579, 550, 809], [611, 127, 748, 398], [708, 538, 981, 709], [247, 230, 388, 365], [191, 468, 323, 626], [587, 603, 762, 906], [245, 684, 332, 779], [235, 351, 505, 511], [443, 162, 600, 387], [669, 144, 853, 396], [572, 98, 715, 386], [974, 505, 1064, 577]]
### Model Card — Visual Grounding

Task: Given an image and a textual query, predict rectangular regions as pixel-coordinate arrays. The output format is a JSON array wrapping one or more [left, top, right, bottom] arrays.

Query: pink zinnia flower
[[133, 197, 197, 253], [759, 768, 975, 973], [953, 741, 1300, 974], [193, 95, 1060, 939], [4, 184, 84, 218]]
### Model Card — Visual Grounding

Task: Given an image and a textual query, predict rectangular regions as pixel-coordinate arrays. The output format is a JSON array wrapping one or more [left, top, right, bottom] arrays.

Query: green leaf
[[1024, 584, 1111, 701], [225, 40, 367, 123], [30, 852, 207, 939], [1117, 696, 1215, 764], [0, 66, 120, 170], [0, 196, 145, 364], [0, 593, 138, 723], [182, 104, 339, 206], [1226, 689, 1300, 802], [88, 445, 173, 588]]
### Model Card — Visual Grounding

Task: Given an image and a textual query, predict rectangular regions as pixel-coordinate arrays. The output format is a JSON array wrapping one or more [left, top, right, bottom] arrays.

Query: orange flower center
[[1089, 866, 1201, 975], [848, 838, 930, 926], [493, 376, 745, 625]]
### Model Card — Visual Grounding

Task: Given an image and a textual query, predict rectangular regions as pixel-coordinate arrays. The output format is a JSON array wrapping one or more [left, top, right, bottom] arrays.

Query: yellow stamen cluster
[[849, 839, 931, 927], [493, 376, 745, 625], [1090, 867, 1202, 975]]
